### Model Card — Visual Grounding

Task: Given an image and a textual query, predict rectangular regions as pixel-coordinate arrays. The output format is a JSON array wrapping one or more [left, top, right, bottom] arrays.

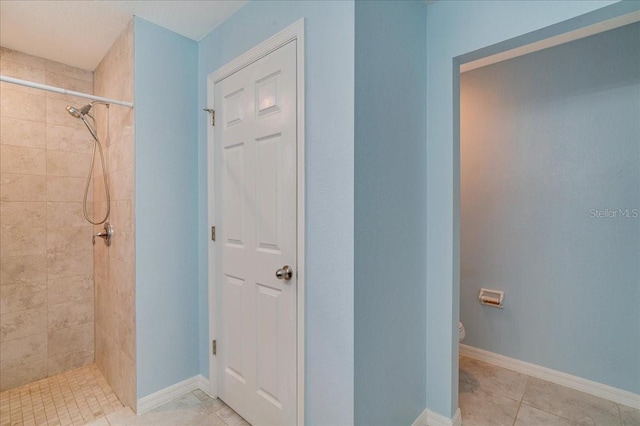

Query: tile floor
[[4, 357, 638, 425], [86, 390, 248, 426], [0, 364, 124, 426], [459, 356, 640, 426]]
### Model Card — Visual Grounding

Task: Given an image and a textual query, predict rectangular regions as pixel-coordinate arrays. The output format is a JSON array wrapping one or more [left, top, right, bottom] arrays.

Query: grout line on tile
[[511, 376, 529, 426]]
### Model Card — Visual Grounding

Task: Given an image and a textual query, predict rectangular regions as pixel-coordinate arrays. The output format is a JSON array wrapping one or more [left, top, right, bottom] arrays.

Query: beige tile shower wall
[[0, 47, 95, 391], [93, 20, 136, 410]]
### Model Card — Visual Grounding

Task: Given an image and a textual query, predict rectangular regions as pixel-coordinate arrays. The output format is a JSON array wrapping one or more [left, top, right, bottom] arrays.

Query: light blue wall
[[197, 2, 355, 424], [134, 17, 199, 399], [354, 2, 427, 425], [460, 22, 640, 394], [425, 0, 630, 417]]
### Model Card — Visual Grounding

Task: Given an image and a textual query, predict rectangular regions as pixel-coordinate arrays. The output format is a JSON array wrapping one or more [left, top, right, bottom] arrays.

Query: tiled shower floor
[[0, 364, 124, 426]]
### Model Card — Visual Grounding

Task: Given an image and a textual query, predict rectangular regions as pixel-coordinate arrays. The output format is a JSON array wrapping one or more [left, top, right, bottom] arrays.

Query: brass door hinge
[[212, 340, 217, 355], [211, 226, 216, 241]]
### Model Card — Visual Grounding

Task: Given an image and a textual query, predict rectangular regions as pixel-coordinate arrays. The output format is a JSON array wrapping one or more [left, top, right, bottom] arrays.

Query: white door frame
[[207, 19, 305, 425]]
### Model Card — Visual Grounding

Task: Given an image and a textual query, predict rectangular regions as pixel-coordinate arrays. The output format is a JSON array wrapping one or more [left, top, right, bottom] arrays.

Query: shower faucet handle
[[93, 222, 114, 246]]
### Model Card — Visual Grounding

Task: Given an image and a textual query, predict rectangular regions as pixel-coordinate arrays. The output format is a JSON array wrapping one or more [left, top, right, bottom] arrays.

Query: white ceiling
[[0, 0, 247, 71]]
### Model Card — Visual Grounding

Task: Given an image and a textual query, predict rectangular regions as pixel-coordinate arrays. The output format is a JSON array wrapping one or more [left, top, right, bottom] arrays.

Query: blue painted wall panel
[[354, 2, 427, 425], [134, 17, 200, 399]]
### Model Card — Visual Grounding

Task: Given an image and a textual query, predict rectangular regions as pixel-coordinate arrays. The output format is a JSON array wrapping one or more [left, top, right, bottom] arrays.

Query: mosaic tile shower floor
[[0, 364, 123, 426]]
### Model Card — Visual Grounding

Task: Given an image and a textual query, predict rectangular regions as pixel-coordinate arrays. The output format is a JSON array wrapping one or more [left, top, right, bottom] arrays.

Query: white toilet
[[458, 322, 466, 342]]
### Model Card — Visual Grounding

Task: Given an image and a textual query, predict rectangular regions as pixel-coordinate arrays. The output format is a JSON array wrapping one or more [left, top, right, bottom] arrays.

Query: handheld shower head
[[66, 103, 98, 141], [66, 105, 83, 118], [66, 103, 93, 118]]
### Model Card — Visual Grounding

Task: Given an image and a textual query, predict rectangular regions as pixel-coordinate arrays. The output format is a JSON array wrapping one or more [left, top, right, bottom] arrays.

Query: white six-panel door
[[214, 40, 297, 426]]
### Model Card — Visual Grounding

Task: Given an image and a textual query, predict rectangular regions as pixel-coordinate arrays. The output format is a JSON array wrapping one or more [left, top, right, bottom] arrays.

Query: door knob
[[275, 265, 293, 281]]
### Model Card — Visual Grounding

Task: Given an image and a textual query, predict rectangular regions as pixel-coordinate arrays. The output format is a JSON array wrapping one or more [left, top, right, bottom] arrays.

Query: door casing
[[206, 19, 305, 425]]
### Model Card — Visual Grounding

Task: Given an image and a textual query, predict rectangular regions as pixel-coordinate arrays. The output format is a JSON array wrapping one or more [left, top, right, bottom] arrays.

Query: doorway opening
[[455, 11, 640, 425]]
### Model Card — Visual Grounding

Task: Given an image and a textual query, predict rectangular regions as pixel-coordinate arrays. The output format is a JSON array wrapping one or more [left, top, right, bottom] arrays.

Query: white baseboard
[[412, 408, 428, 426], [412, 408, 462, 426], [460, 344, 640, 410], [196, 375, 214, 398], [450, 409, 462, 426], [137, 374, 213, 414]]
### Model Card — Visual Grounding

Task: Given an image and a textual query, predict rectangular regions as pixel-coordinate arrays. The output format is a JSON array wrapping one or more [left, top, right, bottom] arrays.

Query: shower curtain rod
[[0, 75, 134, 108]]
